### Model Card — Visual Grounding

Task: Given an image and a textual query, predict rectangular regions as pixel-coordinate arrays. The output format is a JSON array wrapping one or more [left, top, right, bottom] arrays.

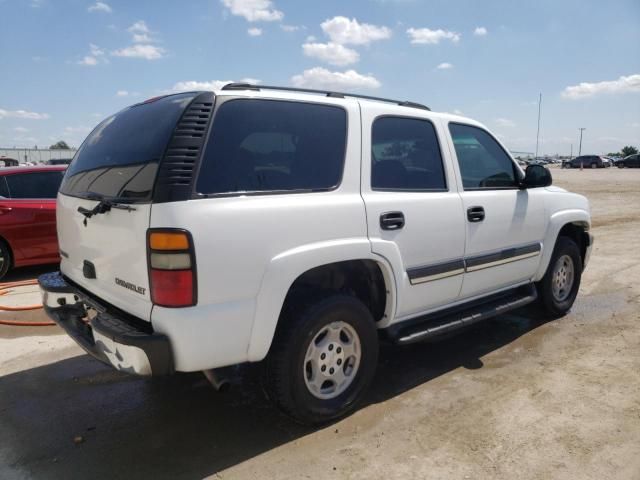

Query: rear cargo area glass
[[196, 99, 347, 195], [60, 93, 197, 201]]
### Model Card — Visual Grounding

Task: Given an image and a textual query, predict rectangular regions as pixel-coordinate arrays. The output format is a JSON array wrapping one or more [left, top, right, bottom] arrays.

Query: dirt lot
[[1, 168, 639, 480]]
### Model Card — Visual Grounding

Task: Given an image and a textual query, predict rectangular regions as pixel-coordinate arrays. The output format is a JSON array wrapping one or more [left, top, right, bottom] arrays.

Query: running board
[[386, 285, 538, 345]]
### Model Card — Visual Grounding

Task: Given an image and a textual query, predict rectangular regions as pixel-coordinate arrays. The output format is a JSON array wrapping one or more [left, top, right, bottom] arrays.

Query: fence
[[0, 148, 77, 164]]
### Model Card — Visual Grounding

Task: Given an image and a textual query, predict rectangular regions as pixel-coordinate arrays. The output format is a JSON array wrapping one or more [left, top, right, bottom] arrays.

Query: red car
[[0, 166, 66, 279]]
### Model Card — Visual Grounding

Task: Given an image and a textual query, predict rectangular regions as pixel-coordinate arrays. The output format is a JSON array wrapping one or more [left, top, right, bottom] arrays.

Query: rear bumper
[[38, 271, 173, 376]]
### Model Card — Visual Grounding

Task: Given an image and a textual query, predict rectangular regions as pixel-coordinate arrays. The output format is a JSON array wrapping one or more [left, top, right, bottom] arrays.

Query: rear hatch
[[57, 93, 200, 321]]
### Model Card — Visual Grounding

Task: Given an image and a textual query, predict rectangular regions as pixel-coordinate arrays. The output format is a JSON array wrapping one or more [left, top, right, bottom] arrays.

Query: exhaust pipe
[[202, 369, 231, 392]]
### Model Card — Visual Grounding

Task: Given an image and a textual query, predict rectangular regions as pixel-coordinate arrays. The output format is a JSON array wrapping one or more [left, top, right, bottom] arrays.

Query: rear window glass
[[5, 171, 64, 199], [60, 93, 197, 201], [196, 99, 347, 195]]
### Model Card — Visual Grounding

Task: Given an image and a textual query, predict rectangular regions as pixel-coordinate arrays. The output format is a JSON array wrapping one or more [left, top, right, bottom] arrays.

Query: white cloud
[[473, 26, 487, 36], [126, 21, 157, 43], [64, 126, 92, 135], [168, 78, 261, 93], [306, 35, 316, 42], [631, 122, 640, 128], [321, 16, 391, 45], [89, 44, 105, 56], [291, 67, 381, 90], [111, 21, 164, 59], [495, 118, 516, 127], [128, 21, 150, 34], [561, 74, 640, 99], [436, 62, 453, 70], [112, 44, 165, 60], [247, 27, 263, 36], [116, 90, 129, 97], [0, 108, 50, 120], [302, 42, 359, 66], [14, 127, 29, 133], [221, 0, 283, 22], [88, 2, 112, 13], [407, 27, 461, 44], [132, 33, 152, 43], [280, 24, 300, 32], [78, 56, 98, 66], [77, 44, 107, 66]]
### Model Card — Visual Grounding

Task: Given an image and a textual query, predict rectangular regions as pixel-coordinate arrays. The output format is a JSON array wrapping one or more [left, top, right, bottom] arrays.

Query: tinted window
[[196, 99, 347, 194], [60, 92, 198, 201], [371, 117, 446, 190], [0, 178, 9, 199], [449, 123, 517, 189], [5, 171, 64, 199]]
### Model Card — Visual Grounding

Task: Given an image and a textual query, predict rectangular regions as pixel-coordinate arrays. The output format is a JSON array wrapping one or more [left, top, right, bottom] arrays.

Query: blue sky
[[1, 0, 638, 155]]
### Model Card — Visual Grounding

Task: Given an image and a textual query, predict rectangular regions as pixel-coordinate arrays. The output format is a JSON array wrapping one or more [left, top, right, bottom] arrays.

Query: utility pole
[[535, 93, 542, 159], [578, 128, 586, 156], [570, 143, 573, 159]]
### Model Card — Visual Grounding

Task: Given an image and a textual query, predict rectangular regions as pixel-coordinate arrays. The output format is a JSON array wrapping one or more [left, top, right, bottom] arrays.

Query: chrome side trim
[[407, 259, 465, 285], [406, 242, 542, 285], [465, 250, 540, 272], [410, 268, 465, 284]]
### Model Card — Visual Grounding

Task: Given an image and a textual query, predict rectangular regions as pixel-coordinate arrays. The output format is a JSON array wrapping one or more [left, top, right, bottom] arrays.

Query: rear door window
[[449, 123, 517, 189], [5, 171, 64, 199], [196, 99, 347, 195], [371, 116, 446, 190], [60, 92, 198, 201]]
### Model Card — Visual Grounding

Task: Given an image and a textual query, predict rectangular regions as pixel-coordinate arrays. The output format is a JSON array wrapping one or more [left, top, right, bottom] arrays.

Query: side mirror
[[522, 164, 552, 188]]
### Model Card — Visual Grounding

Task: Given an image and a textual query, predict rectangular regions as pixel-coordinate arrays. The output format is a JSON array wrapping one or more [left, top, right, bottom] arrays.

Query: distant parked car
[[46, 158, 72, 166], [0, 166, 66, 279], [566, 155, 609, 169], [616, 154, 640, 168], [0, 157, 19, 167]]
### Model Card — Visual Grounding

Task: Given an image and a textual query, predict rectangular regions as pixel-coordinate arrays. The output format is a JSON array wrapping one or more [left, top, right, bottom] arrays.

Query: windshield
[[60, 92, 197, 202]]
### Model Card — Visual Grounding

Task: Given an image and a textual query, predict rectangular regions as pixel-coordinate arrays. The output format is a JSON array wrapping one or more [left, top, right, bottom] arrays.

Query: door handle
[[467, 206, 485, 223], [380, 211, 405, 230], [0, 205, 12, 215]]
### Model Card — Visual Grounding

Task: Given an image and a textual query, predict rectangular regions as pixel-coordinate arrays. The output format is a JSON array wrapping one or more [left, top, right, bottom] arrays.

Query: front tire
[[536, 236, 582, 317], [264, 295, 379, 425], [0, 240, 11, 281]]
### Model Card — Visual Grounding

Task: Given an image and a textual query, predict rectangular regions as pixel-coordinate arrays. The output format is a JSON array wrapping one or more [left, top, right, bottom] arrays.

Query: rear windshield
[[196, 99, 347, 195], [60, 93, 197, 201]]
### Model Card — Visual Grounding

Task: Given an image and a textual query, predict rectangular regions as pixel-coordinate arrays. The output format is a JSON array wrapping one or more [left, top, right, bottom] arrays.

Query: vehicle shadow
[[1, 263, 58, 283], [0, 306, 549, 479]]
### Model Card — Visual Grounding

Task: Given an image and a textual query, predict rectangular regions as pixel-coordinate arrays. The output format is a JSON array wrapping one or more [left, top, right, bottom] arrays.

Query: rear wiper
[[77, 198, 136, 226]]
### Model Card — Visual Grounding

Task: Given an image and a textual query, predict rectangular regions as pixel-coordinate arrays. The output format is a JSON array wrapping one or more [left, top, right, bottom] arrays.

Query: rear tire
[[0, 240, 11, 281], [263, 295, 379, 425], [536, 236, 582, 317]]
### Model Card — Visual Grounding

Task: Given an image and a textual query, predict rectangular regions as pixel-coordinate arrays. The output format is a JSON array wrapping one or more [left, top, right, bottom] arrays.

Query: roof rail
[[221, 83, 431, 111]]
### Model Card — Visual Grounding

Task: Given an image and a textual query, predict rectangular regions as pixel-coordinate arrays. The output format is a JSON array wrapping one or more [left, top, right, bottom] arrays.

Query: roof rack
[[221, 83, 431, 111]]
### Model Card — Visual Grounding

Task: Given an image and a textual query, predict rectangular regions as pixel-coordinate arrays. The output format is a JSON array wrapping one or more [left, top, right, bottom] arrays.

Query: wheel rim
[[551, 254, 575, 302], [303, 321, 361, 400]]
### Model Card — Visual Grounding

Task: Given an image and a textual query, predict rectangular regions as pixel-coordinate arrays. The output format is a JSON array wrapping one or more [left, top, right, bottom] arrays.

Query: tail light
[[147, 229, 197, 307]]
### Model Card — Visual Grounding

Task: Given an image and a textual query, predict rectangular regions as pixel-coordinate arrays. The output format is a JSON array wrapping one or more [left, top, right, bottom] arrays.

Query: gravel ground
[[0, 168, 639, 480]]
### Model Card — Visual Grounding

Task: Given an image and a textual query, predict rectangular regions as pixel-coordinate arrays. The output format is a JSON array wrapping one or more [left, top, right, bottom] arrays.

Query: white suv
[[40, 84, 593, 424]]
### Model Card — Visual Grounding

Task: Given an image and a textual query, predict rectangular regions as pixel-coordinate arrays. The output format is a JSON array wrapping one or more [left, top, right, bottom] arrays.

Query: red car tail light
[[147, 230, 197, 307]]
